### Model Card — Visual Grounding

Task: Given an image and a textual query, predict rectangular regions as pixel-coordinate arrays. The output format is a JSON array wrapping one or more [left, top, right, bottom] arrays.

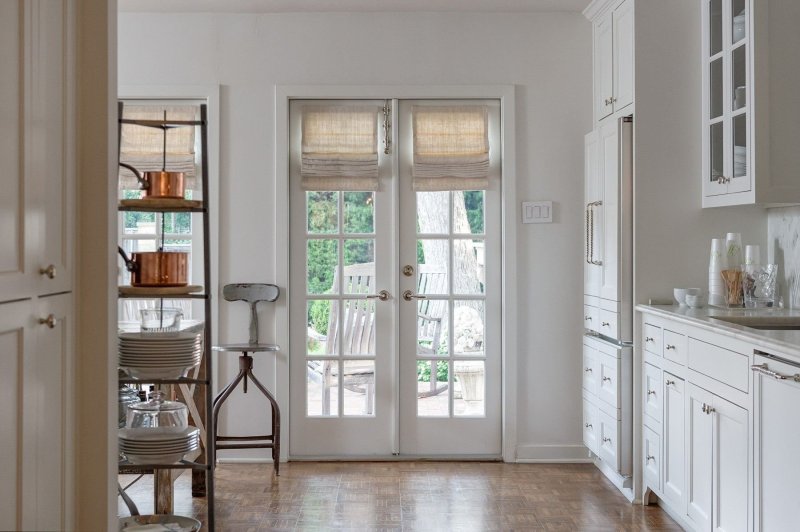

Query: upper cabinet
[[587, 0, 634, 123], [702, 0, 800, 207]]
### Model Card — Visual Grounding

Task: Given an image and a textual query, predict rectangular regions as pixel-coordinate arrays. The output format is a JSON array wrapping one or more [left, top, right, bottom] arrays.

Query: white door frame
[[274, 85, 518, 462]]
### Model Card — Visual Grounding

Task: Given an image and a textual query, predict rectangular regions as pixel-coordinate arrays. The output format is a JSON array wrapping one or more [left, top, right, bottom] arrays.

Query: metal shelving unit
[[117, 102, 215, 530]]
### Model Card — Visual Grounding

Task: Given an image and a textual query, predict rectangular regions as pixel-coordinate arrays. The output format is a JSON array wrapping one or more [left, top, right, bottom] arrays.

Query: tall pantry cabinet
[[0, 1, 76, 530]]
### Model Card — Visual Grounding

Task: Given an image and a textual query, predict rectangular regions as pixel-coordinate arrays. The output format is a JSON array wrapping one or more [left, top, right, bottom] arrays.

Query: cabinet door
[[643, 363, 662, 428], [598, 120, 618, 302], [712, 395, 747, 532], [753, 355, 800, 531], [687, 384, 714, 531], [612, 0, 634, 112], [582, 341, 599, 397], [595, 12, 614, 121], [644, 425, 661, 493], [663, 374, 686, 513], [583, 397, 599, 455], [584, 130, 601, 298]]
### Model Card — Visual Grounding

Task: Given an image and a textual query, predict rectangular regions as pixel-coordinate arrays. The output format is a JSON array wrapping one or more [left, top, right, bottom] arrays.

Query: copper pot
[[118, 247, 188, 287], [120, 162, 185, 199]]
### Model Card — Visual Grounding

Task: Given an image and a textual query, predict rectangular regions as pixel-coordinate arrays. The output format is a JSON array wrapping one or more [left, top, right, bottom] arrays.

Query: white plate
[[120, 426, 199, 441], [120, 361, 200, 368], [120, 331, 201, 341], [121, 444, 198, 453], [119, 514, 202, 531], [123, 452, 188, 465], [121, 367, 192, 380], [119, 355, 201, 362]]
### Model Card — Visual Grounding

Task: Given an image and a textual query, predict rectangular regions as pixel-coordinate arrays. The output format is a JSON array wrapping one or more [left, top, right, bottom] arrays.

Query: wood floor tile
[[119, 462, 679, 531]]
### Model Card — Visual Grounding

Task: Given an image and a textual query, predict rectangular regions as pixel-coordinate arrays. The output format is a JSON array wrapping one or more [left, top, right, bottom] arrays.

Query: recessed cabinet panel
[[714, 395, 748, 532], [583, 397, 599, 455], [598, 409, 620, 471], [583, 342, 599, 397], [595, 14, 614, 121], [643, 323, 663, 357], [663, 374, 686, 512], [612, 0, 634, 112], [598, 352, 620, 410], [643, 363, 662, 428], [687, 385, 713, 531], [644, 426, 661, 493]]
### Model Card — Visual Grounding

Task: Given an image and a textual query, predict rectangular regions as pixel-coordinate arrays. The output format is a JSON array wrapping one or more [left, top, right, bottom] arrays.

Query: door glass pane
[[342, 299, 375, 356], [342, 360, 375, 416], [307, 239, 338, 294], [710, 0, 722, 56], [307, 359, 338, 417], [710, 122, 724, 183], [453, 239, 485, 295], [710, 58, 723, 119], [732, 45, 746, 111], [417, 360, 449, 417], [454, 361, 485, 417], [417, 299, 448, 356], [454, 191, 484, 235], [417, 192, 449, 234], [344, 192, 374, 234], [306, 300, 334, 355], [733, 114, 747, 178], [453, 301, 484, 356], [343, 239, 375, 294], [417, 239, 448, 294], [732, 0, 746, 44], [307, 191, 338, 234]]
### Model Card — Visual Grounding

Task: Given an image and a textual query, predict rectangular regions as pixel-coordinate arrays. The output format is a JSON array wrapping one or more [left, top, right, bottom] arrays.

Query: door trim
[[274, 85, 518, 462]]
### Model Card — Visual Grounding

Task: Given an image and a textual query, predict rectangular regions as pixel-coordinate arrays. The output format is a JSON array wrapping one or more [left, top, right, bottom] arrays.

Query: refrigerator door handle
[[588, 200, 603, 266]]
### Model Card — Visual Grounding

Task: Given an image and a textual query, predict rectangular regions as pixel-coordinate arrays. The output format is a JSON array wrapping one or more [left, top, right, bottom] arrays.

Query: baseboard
[[217, 457, 275, 464], [515, 444, 594, 463], [592, 456, 635, 502]]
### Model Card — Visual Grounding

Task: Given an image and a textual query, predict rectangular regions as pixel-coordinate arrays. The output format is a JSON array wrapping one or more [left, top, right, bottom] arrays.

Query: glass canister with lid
[[126, 390, 188, 432]]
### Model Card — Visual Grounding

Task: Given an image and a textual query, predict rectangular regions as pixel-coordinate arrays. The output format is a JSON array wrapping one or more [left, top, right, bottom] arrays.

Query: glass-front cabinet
[[702, 0, 751, 204]]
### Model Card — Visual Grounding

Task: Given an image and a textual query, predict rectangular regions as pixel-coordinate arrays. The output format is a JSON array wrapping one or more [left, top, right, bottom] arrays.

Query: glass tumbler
[[742, 264, 779, 308]]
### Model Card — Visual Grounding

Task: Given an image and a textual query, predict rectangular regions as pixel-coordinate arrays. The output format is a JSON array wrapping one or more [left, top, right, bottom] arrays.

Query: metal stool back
[[222, 283, 279, 344]]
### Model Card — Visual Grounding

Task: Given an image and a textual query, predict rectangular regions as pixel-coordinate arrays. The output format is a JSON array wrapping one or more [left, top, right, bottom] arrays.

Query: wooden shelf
[[120, 118, 205, 128], [119, 198, 205, 212], [118, 377, 210, 386], [118, 285, 205, 298], [119, 459, 211, 472]]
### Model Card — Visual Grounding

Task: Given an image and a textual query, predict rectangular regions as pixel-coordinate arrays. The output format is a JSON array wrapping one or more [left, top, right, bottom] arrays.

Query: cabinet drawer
[[687, 338, 749, 393], [598, 408, 621, 471], [583, 304, 600, 334], [583, 396, 599, 455], [663, 329, 687, 366], [598, 352, 620, 409], [598, 308, 619, 339], [644, 362, 662, 429], [644, 425, 661, 492], [582, 343, 599, 397], [643, 323, 663, 356]]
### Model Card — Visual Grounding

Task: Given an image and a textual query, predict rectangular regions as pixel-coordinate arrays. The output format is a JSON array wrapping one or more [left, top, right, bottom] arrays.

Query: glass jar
[[126, 390, 188, 431]]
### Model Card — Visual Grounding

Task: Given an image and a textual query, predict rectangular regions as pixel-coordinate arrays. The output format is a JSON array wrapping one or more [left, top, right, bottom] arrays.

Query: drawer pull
[[584, 367, 593, 373], [584, 423, 593, 429], [602, 437, 612, 443], [646, 455, 655, 463], [645, 337, 654, 343], [647, 389, 656, 396], [701, 403, 716, 415], [665, 344, 676, 350], [585, 316, 593, 321], [751, 363, 800, 382], [602, 321, 610, 327], [665, 380, 675, 386], [602, 376, 612, 382]]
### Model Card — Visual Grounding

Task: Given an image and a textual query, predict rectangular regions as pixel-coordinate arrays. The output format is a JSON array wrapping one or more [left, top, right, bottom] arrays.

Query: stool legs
[[212, 352, 280, 475]]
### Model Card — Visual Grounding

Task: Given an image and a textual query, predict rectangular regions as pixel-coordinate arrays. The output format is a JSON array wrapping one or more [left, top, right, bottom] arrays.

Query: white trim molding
[[515, 444, 593, 463]]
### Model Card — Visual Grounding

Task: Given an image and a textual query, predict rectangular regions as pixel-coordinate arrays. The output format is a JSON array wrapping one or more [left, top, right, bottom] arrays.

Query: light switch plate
[[522, 201, 553, 224]]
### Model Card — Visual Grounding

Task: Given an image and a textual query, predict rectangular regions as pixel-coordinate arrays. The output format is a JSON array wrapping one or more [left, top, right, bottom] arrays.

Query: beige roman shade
[[301, 105, 379, 191], [118, 105, 199, 190], [412, 105, 490, 191]]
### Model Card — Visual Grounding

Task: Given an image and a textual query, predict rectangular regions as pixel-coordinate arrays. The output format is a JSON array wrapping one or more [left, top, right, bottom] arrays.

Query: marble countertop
[[636, 304, 800, 359]]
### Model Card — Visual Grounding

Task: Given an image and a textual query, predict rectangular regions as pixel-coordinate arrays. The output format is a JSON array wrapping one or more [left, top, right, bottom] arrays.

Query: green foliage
[[416, 360, 448, 382], [344, 192, 374, 233], [464, 191, 484, 234]]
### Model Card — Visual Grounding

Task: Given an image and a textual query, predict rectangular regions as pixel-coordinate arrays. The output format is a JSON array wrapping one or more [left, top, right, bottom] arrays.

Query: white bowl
[[686, 294, 706, 308], [674, 288, 688, 306]]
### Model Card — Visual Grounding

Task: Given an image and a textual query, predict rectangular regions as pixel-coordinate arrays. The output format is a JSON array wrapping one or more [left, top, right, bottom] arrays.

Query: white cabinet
[[0, 295, 73, 531], [590, 0, 634, 122], [752, 354, 800, 531], [686, 383, 748, 532], [0, 0, 73, 302], [701, 0, 800, 207], [663, 373, 685, 513], [643, 426, 661, 492]]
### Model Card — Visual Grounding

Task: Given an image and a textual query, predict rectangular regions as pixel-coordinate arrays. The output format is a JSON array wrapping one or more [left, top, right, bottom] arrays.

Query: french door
[[289, 98, 501, 458]]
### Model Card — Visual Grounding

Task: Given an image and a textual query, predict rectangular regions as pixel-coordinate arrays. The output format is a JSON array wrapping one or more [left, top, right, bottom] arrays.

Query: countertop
[[636, 304, 800, 360]]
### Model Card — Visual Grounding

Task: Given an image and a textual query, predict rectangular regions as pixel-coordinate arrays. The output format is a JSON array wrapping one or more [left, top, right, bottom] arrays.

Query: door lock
[[402, 265, 414, 277]]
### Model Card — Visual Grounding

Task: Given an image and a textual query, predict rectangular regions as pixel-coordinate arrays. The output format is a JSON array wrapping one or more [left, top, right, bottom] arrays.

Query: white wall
[[118, 11, 592, 460]]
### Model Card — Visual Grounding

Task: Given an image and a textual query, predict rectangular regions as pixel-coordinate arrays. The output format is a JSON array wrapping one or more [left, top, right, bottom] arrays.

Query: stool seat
[[213, 343, 279, 353]]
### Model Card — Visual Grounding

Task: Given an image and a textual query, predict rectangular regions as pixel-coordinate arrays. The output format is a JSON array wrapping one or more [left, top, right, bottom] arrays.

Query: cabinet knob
[[701, 403, 715, 414], [584, 423, 593, 429], [646, 455, 655, 463], [602, 437, 612, 443], [602, 321, 610, 327], [584, 367, 593, 373], [647, 389, 656, 396], [39, 264, 56, 279], [665, 344, 676, 350], [585, 316, 592, 321], [602, 376, 612, 382], [645, 337, 654, 343], [38, 314, 57, 329], [665, 380, 675, 386]]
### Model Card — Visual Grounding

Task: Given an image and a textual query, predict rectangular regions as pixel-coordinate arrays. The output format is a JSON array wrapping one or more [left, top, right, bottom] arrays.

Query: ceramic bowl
[[674, 288, 688, 306], [686, 294, 706, 308]]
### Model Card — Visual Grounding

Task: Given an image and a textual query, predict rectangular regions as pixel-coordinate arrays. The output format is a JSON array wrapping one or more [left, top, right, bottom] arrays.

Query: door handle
[[402, 290, 427, 301], [365, 290, 391, 302]]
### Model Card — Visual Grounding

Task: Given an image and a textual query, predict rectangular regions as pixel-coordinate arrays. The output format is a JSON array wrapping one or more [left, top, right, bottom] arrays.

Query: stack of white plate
[[119, 331, 202, 380], [734, 146, 747, 177], [119, 426, 200, 465]]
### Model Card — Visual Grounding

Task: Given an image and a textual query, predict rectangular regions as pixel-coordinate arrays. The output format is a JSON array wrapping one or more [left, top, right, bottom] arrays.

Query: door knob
[[39, 314, 57, 329], [365, 290, 391, 302], [402, 290, 427, 301], [39, 264, 56, 279]]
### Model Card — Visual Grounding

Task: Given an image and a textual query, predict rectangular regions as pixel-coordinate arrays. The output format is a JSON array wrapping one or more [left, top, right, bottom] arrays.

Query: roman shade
[[301, 105, 379, 191], [119, 105, 199, 190], [412, 105, 490, 191]]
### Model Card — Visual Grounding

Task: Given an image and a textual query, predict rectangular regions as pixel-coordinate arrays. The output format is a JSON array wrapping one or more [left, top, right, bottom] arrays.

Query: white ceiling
[[119, 0, 592, 14]]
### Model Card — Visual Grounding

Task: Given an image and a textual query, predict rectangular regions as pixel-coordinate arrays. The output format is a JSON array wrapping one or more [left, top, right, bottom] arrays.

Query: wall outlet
[[522, 201, 553, 224]]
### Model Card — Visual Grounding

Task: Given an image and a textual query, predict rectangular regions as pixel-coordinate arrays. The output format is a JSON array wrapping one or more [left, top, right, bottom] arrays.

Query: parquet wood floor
[[119, 462, 682, 531]]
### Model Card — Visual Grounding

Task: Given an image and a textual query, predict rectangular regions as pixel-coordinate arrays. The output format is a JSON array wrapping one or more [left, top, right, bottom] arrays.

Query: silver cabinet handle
[[645, 337, 654, 343], [701, 403, 716, 415], [646, 455, 655, 463], [402, 290, 427, 301], [39, 314, 57, 329], [602, 321, 610, 327], [39, 264, 56, 279], [611, 96, 618, 104], [586, 201, 603, 266], [602, 376, 612, 382], [584, 423, 593, 429], [751, 363, 800, 382], [585, 316, 593, 321], [602, 437, 612, 443], [365, 290, 391, 302], [665, 380, 675, 386], [647, 390, 656, 396], [665, 344, 676, 350], [584, 367, 593, 373]]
